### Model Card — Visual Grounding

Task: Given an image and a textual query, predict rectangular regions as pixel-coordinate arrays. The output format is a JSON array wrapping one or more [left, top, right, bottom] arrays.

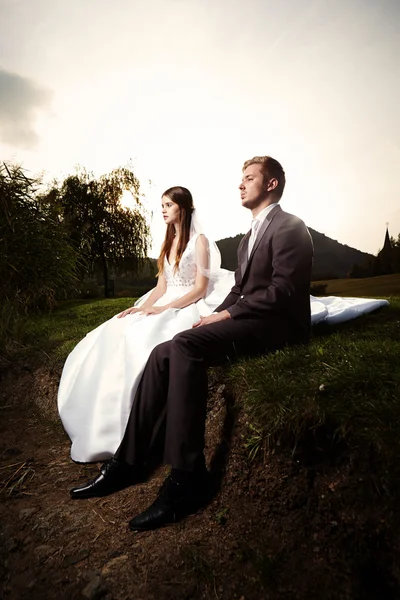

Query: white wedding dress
[[58, 234, 233, 463], [58, 233, 389, 463]]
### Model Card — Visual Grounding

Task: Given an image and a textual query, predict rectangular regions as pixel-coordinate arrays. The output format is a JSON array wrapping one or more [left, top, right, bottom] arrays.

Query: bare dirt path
[[1, 365, 399, 600]]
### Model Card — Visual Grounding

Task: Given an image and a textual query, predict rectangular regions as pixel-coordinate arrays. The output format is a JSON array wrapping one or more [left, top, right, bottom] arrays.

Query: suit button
[[240, 295, 244, 299]]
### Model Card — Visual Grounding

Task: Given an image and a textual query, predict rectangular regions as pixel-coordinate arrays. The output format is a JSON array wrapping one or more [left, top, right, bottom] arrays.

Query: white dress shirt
[[248, 203, 278, 257]]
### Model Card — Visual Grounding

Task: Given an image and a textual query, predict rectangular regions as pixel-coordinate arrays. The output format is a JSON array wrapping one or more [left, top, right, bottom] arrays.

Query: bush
[[0, 163, 80, 349], [78, 279, 102, 299]]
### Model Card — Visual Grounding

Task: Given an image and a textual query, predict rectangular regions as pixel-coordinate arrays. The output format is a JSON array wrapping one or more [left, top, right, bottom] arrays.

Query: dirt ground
[[1, 362, 399, 600]]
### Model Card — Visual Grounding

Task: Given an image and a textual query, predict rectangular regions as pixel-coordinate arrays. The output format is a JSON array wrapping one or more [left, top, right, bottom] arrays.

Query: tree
[[0, 162, 80, 343], [49, 167, 151, 297], [391, 234, 400, 273], [349, 255, 379, 278]]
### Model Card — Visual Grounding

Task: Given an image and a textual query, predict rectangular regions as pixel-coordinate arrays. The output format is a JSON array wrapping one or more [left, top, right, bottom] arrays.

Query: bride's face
[[161, 196, 181, 226]]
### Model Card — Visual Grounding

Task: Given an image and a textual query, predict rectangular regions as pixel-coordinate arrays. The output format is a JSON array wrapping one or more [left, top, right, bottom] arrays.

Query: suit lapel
[[239, 231, 251, 279], [241, 205, 281, 277]]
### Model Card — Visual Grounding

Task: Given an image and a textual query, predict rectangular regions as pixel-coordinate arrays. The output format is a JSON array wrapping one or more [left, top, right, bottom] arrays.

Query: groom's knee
[[172, 330, 202, 359], [172, 330, 192, 346], [150, 340, 172, 363]]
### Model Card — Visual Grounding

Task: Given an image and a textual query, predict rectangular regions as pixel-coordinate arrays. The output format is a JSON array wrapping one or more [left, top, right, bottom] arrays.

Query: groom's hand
[[192, 310, 231, 328]]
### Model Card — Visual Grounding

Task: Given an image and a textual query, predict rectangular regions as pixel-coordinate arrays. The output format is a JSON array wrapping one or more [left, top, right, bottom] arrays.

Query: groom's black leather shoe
[[70, 458, 142, 499], [129, 470, 211, 531]]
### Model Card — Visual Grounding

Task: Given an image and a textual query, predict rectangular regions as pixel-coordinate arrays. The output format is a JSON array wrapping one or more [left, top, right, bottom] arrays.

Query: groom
[[70, 156, 314, 530]]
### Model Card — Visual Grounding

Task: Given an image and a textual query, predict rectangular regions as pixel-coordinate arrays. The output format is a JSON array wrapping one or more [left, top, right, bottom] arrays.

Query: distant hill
[[216, 229, 373, 280], [308, 228, 373, 279]]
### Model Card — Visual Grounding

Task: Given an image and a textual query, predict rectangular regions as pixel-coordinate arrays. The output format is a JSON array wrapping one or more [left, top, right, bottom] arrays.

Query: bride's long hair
[[157, 186, 194, 275]]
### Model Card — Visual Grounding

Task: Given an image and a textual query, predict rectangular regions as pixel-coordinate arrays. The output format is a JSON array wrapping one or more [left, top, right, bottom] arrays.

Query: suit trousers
[[115, 317, 271, 472]]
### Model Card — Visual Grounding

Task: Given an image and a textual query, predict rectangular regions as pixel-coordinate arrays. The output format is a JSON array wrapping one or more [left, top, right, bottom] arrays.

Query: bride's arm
[[166, 235, 209, 309], [166, 273, 208, 310], [117, 273, 167, 318]]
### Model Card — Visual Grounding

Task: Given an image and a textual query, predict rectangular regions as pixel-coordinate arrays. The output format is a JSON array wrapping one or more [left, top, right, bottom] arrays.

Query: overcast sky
[[1, 0, 399, 256]]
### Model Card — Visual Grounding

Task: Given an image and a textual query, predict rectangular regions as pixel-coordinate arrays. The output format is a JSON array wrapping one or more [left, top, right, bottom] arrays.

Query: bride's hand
[[142, 306, 168, 316], [117, 307, 142, 318]]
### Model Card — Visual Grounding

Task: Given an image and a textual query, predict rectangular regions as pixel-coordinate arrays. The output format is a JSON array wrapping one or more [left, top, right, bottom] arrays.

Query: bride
[[58, 186, 232, 463], [58, 186, 388, 463]]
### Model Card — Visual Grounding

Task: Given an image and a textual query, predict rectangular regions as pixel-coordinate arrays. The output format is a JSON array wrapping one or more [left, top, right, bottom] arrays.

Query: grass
[[0, 460, 35, 496], [2, 273, 399, 363], [313, 273, 400, 297], [2, 282, 400, 485], [1, 297, 137, 364], [229, 297, 400, 478]]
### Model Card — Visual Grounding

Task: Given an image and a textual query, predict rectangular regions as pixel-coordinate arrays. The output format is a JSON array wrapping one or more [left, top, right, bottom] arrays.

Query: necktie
[[248, 219, 260, 258]]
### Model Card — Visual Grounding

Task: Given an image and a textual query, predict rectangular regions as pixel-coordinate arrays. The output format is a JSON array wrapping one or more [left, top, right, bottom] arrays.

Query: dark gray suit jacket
[[216, 205, 313, 345]]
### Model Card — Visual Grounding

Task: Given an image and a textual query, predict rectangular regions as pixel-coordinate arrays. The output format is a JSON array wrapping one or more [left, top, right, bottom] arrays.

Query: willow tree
[[52, 167, 151, 296]]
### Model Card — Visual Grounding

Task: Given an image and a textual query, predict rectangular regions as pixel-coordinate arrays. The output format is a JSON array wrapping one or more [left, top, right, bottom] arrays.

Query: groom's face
[[239, 163, 268, 210]]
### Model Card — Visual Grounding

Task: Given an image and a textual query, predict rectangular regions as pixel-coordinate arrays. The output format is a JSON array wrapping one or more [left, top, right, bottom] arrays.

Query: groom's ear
[[266, 177, 278, 192]]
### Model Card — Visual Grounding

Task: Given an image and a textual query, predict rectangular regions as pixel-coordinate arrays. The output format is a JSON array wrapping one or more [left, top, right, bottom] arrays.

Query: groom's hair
[[243, 156, 286, 200]]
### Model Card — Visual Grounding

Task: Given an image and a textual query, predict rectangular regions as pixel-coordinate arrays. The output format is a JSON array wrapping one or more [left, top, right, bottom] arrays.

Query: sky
[[1, 0, 399, 257]]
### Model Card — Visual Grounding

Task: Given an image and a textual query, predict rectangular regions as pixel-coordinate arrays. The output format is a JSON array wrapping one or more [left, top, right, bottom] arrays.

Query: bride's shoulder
[[191, 232, 209, 245], [188, 233, 210, 255]]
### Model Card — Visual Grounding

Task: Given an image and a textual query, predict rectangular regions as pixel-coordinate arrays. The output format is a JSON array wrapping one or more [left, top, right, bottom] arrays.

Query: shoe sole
[[70, 480, 140, 500]]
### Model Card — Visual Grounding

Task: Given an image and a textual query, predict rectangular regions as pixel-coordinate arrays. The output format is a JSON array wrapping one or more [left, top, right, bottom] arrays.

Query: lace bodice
[[164, 235, 198, 288]]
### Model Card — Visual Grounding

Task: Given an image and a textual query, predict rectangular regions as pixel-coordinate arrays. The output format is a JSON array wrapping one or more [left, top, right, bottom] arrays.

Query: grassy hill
[[308, 227, 372, 280], [1, 295, 399, 598]]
